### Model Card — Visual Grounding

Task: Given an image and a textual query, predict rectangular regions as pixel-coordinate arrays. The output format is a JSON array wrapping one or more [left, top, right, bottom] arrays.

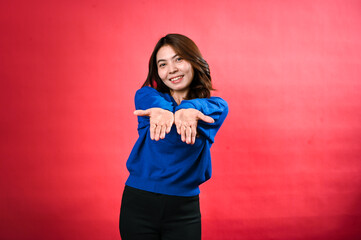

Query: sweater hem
[[125, 175, 200, 197]]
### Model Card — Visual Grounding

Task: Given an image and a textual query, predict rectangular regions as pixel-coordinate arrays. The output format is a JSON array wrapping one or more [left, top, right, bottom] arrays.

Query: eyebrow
[[157, 54, 179, 64]]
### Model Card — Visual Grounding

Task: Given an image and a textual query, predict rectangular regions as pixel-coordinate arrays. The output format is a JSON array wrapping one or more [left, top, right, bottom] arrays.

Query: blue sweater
[[125, 86, 228, 196]]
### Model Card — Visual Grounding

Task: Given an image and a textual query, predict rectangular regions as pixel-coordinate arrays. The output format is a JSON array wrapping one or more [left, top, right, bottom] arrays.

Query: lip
[[169, 75, 184, 81]]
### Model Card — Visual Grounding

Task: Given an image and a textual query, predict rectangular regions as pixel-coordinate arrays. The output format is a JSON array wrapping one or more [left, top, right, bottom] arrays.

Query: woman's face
[[156, 45, 194, 96]]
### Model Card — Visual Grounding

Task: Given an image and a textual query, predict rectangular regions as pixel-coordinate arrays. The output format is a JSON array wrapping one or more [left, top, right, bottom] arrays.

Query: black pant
[[119, 186, 201, 240]]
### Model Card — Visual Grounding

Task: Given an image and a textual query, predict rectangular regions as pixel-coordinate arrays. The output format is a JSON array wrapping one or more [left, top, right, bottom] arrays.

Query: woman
[[119, 33, 228, 240]]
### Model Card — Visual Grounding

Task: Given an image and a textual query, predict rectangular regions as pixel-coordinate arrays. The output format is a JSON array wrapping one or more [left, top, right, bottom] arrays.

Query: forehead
[[156, 45, 178, 61]]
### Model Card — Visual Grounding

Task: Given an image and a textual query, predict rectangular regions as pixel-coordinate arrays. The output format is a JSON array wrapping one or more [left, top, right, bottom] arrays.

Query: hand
[[134, 108, 174, 141], [174, 109, 214, 145]]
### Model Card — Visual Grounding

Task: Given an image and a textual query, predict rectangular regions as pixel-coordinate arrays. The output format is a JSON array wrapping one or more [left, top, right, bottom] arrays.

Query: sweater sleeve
[[175, 97, 229, 143], [135, 86, 174, 111], [134, 86, 174, 130]]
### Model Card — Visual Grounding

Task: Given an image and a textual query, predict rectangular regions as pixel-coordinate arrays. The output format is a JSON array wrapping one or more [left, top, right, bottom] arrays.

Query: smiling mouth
[[169, 75, 184, 82]]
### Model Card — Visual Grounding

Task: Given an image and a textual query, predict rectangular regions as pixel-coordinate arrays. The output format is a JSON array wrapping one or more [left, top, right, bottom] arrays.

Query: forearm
[[175, 97, 229, 142], [135, 86, 173, 112]]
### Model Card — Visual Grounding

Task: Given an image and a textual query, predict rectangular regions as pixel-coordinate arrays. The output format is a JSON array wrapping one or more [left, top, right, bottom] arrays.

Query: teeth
[[170, 76, 182, 81]]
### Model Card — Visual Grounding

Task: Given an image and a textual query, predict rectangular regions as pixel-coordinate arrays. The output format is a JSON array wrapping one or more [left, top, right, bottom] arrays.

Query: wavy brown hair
[[142, 33, 214, 99]]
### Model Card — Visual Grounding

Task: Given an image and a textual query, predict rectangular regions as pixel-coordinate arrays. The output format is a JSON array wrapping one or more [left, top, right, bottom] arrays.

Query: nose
[[168, 63, 178, 74]]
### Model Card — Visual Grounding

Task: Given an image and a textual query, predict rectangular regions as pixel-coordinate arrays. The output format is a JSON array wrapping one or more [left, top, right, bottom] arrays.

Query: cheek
[[186, 65, 194, 80], [158, 69, 166, 81], [184, 63, 193, 75]]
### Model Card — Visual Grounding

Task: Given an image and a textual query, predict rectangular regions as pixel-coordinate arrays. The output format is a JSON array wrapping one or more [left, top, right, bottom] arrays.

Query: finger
[[160, 125, 166, 139], [154, 124, 162, 141], [191, 125, 197, 145], [150, 123, 156, 140], [198, 112, 215, 123], [181, 125, 186, 142], [176, 121, 181, 135], [134, 109, 151, 116], [186, 126, 192, 144], [166, 122, 172, 134]]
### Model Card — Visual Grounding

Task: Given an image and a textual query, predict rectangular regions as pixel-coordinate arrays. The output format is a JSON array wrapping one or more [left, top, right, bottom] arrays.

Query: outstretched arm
[[175, 97, 228, 143], [134, 86, 175, 137], [174, 109, 214, 145], [135, 86, 173, 112], [134, 108, 174, 141]]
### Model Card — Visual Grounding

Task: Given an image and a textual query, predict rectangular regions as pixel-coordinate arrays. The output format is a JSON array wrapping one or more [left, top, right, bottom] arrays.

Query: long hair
[[142, 34, 214, 99]]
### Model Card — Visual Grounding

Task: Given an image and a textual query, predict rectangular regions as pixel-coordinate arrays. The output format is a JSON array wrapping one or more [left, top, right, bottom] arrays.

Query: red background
[[1, 0, 361, 239]]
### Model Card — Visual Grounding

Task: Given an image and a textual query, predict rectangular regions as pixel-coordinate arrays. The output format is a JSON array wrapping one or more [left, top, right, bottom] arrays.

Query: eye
[[159, 63, 166, 68], [176, 57, 183, 62]]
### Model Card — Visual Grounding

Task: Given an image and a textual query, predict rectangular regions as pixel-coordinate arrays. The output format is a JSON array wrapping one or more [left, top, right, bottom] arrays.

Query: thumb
[[134, 109, 151, 116], [197, 112, 215, 123]]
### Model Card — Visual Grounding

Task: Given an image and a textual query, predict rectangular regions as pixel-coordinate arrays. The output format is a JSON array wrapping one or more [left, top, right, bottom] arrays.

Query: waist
[[125, 175, 201, 197]]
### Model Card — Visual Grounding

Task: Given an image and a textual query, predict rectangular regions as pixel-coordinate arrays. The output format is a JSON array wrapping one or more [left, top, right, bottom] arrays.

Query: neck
[[171, 90, 188, 105]]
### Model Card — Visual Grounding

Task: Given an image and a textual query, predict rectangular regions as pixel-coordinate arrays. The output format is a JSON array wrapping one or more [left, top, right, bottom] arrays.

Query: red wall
[[1, 0, 361, 239]]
